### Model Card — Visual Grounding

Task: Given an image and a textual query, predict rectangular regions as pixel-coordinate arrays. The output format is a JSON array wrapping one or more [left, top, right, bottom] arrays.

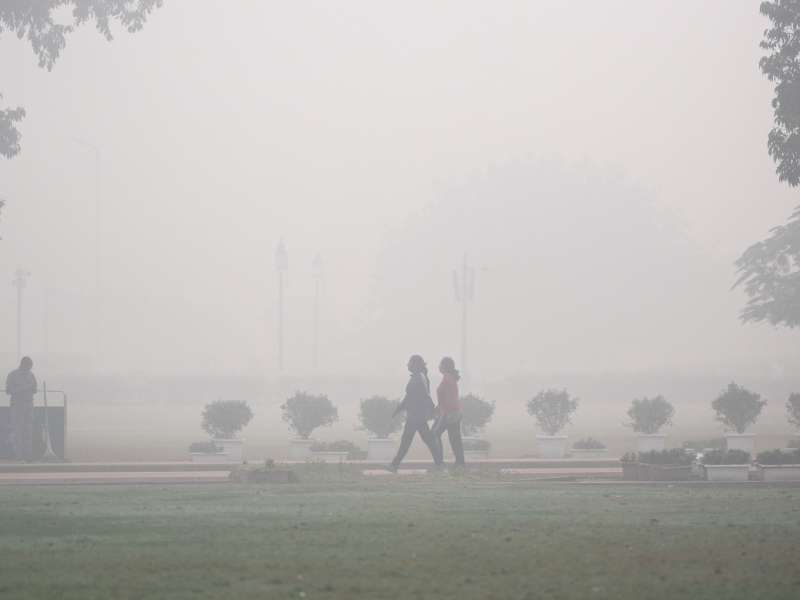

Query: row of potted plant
[[189, 382, 800, 463], [620, 448, 800, 482]]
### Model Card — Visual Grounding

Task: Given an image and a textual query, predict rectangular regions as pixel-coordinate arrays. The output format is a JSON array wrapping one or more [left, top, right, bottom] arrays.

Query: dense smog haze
[[3, 3, 800, 598]]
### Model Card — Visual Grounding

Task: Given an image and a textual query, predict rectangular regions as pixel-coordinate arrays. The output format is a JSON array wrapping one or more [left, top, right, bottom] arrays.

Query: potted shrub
[[199, 400, 254, 463], [463, 438, 491, 460], [460, 394, 495, 459], [527, 389, 579, 458], [626, 396, 674, 453], [571, 437, 608, 459], [281, 391, 338, 459], [701, 449, 751, 482], [310, 440, 365, 463], [757, 448, 800, 482], [711, 383, 767, 454], [358, 396, 403, 461], [188, 440, 227, 464], [620, 452, 639, 481], [636, 448, 695, 481]]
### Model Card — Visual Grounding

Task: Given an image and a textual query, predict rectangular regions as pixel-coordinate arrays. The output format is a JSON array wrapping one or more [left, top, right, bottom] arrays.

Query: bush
[[310, 440, 367, 460], [201, 400, 253, 439], [711, 382, 767, 434], [757, 448, 800, 465], [626, 396, 674, 434], [620, 452, 638, 463], [526, 389, 579, 436], [189, 441, 221, 453], [460, 394, 495, 436], [682, 438, 726, 452], [572, 437, 606, 450], [463, 438, 491, 452], [637, 448, 694, 466], [358, 396, 403, 439], [787, 393, 800, 430], [701, 449, 751, 465], [281, 391, 338, 439]]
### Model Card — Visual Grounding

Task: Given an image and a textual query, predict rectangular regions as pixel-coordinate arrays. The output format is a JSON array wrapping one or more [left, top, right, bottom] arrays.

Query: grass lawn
[[1, 477, 799, 599]]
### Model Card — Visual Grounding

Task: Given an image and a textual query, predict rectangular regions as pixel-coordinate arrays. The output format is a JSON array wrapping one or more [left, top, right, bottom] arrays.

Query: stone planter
[[537, 435, 568, 459], [311, 451, 349, 463], [215, 439, 244, 464], [725, 433, 755, 454], [636, 434, 666, 453], [289, 438, 314, 460], [367, 438, 397, 462], [621, 461, 639, 481], [759, 464, 800, 482], [464, 450, 490, 461], [570, 448, 609, 459], [644, 464, 694, 481], [704, 464, 750, 482], [190, 452, 229, 464]]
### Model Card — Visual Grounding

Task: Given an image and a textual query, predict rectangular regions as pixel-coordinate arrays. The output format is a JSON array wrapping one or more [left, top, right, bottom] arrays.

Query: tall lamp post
[[311, 253, 323, 371], [275, 239, 288, 374], [453, 254, 475, 381], [12, 269, 30, 361]]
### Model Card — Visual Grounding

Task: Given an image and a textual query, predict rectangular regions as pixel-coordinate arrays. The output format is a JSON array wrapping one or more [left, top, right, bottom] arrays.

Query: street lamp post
[[453, 254, 475, 381], [311, 253, 323, 371], [274, 239, 288, 374], [12, 269, 30, 361]]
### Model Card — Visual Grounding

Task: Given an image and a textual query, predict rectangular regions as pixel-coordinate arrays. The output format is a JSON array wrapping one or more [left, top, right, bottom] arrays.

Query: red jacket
[[437, 373, 460, 414]]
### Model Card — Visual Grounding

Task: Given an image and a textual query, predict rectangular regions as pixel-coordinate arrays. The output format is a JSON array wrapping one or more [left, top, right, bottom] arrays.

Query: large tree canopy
[[0, 0, 163, 159], [735, 1, 800, 326]]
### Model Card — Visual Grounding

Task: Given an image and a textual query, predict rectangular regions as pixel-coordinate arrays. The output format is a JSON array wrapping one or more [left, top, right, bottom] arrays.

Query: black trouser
[[391, 416, 443, 467], [11, 401, 33, 462], [432, 416, 465, 466]]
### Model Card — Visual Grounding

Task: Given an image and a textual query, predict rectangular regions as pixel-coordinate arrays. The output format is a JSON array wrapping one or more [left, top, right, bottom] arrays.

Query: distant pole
[[12, 269, 30, 361], [453, 254, 475, 380], [311, 253, 323, 371], [275, 239, 288, 374]]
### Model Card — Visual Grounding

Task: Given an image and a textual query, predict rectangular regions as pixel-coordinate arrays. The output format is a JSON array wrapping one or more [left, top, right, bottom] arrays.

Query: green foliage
[[711, 382, 767, 434], [620, 452, 638, 463], [682, 438, 726, 452], [734, 207, 800, 327], [358, 396, 402, 439], [760, 0, 800, 186], [757, 448, 800, 464], [787, 393, 800, 429], [281, 391, 338, 439], [572, 437, 606, 450], [637, 449, 694, 466], [702, 449, 751, 465], [463, 438, 491, 452], [626, 396, 674, 434], [188, 441, 221, 454], [460, 394, 495, 436], [0, 1, 163, 159], [310, 440, 367, 460], [527, 389, 578, 436], [0, 98, 25, 159], [201, 400, 253, 439]]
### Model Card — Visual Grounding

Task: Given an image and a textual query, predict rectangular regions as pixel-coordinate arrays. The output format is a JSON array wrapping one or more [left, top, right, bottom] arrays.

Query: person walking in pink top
[[432, 356, 465, 467]]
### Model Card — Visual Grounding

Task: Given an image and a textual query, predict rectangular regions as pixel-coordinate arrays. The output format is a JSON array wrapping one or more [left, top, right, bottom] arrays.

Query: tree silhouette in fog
[[0, 0, 163, 159], [735, 1, 800, 328]]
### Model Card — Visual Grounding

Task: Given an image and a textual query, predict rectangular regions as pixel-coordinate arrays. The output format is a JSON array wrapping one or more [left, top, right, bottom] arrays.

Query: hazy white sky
[[0, 1, 797, 376]]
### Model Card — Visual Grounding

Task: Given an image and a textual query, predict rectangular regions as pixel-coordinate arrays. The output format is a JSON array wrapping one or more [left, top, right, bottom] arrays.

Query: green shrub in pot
[[701, 449, 751, 465]]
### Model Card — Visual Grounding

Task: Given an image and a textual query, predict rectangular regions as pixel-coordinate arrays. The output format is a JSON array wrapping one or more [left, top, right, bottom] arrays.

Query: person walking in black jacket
[[387, 355, 443, 471]]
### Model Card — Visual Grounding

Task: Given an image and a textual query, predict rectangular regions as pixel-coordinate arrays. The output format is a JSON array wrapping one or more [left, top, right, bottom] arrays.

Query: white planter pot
[[725, 433, 755, 454], [190, 452, 229, 464], [289, 438, 314, 460], [367, 438, 397, 461], [311, 451, 349, 463], [704, 464, 750, 482], [636, 434, 666, 453], [215, 438, 244, 464], [760, 464, 800, 482], [570, 448, 609, 459], [464, 450, 489, 461], [537, 435, 568, 459]]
